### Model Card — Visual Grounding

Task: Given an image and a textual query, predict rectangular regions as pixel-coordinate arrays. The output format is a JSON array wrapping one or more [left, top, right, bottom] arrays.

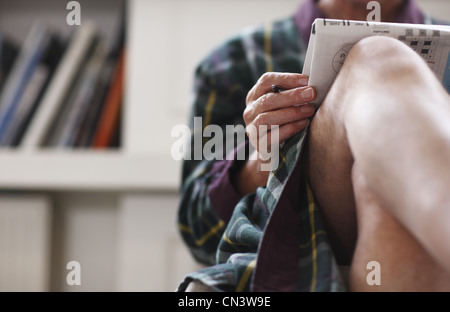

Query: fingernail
[[301, 87, 314, 100], [301, 104, 315, 114]]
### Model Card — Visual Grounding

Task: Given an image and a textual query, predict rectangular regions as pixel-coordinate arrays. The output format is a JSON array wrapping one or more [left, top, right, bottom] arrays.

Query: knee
[[350, 36, 409, 61], [347, 36, 424, 75]]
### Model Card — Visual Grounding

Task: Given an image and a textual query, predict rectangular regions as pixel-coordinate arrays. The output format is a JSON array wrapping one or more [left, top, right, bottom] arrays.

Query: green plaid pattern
[[178, 16, 305, 268]]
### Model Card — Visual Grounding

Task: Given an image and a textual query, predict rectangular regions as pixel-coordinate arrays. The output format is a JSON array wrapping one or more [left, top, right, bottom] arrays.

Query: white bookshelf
[[0, 0, 184, 193], [0, 0, 301, 291], [0, 150, 180, 191], [0, 0, 192, 292]]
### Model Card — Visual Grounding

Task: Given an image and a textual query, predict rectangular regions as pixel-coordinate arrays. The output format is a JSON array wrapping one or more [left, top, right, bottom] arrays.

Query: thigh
[[302, 85, 357, 265], [302, 35, 450, 271]]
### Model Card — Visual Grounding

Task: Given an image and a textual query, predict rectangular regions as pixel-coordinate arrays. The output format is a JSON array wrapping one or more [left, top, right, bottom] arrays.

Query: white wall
[[416, 0, 450, 22]]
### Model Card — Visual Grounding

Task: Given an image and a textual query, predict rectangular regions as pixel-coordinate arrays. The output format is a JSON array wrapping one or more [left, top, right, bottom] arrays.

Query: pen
[[271, 84, 282, 93]]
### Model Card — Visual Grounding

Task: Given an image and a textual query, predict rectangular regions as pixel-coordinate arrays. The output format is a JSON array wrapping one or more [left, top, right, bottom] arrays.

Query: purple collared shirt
[[295, 0, 425, 45]]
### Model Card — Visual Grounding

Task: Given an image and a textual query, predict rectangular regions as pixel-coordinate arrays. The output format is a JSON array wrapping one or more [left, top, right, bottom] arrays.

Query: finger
[[248, 118, 310, 154], [244, 86, 316, 123], [246, 72, 309, 103], [278, 119, 310, 143], [251, 104, 315, 130]]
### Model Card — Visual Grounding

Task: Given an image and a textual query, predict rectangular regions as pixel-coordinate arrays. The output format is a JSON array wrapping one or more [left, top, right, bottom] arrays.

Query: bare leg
[[349, 164, 450, 291], [304, 36, 450, 287]]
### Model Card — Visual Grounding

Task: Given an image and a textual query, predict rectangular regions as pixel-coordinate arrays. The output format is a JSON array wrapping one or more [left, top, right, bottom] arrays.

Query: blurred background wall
[[0, 0, 447, 292]]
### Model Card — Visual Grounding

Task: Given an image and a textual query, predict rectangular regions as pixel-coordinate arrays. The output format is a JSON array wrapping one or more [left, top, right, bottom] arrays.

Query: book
[[72, 51, 117, 147], [20, 21, 99, 150], [57, 42, 107, 147], [74, 5, 126, 148], [44, 33, 103, 147], [0, 22, 54, 145], [1, 36, 65, 146], [92, 48, 125, 149], [44, 42, 106, 147], [303, 19, 450, 106], [0, 34, 19, 95]]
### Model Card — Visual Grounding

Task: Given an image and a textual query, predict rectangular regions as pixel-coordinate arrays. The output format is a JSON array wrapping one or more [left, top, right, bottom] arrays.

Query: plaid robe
[[176, 14, 345, 291]]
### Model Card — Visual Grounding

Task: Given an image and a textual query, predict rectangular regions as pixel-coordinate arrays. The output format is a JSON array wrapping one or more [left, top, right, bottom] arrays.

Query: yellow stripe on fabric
[[299, 230, 327, 249], [306, 184, 317, 292], [264, 23, 274, 73], [237, 259, 257, 292], [203, 90, 217, 145], [267, 150, 286, 183], [178, 223, 192, 234], [195, 220, 225, 246], [222, 217, 248, 246], [203, 90, 217, 130]]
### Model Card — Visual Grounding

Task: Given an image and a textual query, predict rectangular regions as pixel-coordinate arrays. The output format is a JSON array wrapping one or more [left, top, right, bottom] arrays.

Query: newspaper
[[302, 18, 450, 105]]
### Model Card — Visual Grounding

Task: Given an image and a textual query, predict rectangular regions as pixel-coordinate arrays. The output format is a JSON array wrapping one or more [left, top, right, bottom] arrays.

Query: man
[[177, 0, 449, 291]]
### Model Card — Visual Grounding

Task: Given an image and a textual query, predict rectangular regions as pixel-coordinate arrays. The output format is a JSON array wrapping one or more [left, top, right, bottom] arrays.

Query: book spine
[[0, 23, 52, 143], [58, 42, 107, 147], [92, 48, 125, 148], [20, 21, 98, 149], [0, 65, 49, 146], [73, 54, 116, 147], [0, 33, 3, 90], [0, 36, 19, 94]]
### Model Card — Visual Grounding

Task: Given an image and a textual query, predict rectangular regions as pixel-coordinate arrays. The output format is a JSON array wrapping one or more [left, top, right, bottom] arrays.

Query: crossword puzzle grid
[[398, 29, 440, 69]]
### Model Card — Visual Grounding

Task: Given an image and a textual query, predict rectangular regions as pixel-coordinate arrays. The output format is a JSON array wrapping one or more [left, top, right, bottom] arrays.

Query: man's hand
[[233, 72, 317, 196]]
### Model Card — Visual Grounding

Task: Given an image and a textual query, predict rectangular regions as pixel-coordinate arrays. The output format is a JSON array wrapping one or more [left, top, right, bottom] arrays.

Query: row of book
[[0, 17, 125, 149]]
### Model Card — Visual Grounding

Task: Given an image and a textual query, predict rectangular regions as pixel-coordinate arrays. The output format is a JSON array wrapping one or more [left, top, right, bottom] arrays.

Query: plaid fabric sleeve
[[177, 17, 305, 266], [177, 31, 256, 266], [177, 16, 306, 276]]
